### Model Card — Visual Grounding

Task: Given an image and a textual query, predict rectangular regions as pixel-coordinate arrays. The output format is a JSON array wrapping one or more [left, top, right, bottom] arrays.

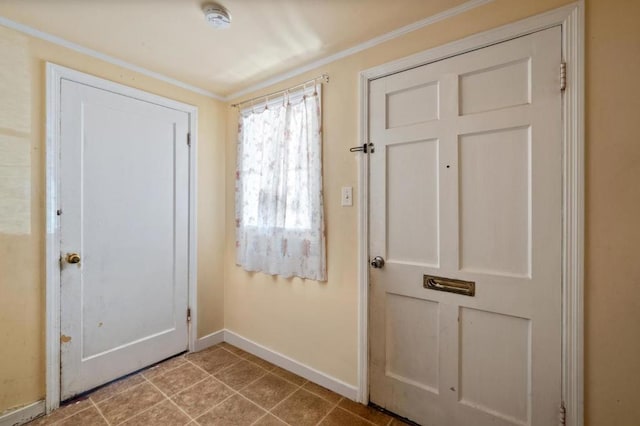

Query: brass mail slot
[[423, 275, 475, 297]]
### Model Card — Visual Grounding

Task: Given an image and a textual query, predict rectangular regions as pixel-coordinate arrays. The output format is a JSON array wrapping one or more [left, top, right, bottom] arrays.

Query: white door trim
[[356, 2, 584, 425], [45, 63, 199, 412]]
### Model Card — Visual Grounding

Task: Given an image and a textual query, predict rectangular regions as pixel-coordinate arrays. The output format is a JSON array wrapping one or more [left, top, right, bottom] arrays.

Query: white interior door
[[59, 78, 190, 400], [369, 27, 562, 426]]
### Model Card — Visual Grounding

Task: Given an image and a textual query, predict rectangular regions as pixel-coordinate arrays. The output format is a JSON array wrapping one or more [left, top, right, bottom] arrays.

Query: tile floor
[[29, 342, 409, 426]]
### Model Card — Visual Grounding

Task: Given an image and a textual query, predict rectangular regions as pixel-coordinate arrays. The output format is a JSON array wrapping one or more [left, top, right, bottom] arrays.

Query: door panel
[[458, 308, 530, 424], [369, 27, 562, 426], [458, 58, 530, 115], [458, 126, 530, 277], [60, 79, 190, 400], [387, 139, 439, 266], [385, 293, 439, 393]]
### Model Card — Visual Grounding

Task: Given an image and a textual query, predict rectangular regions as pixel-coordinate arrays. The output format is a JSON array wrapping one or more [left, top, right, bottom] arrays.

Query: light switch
[[341, 186, 353, 207]]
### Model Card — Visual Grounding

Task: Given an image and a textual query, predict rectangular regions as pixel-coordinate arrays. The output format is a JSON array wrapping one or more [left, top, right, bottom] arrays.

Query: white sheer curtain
[[235, 85, 326, 281]]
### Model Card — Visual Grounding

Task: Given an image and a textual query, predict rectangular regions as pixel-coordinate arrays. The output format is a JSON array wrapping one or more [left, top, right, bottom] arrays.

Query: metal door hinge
[[559, 401, 566, 426], [187, 133, 191, 147], [187, 308, 192, 323], [560, 62, 567, 91], [350, 143, 374, 154]]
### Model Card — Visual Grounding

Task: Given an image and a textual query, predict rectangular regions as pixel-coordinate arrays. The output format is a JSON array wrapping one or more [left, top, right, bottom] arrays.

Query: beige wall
[[225, 0, 640, 424], [585, 0, 640, 425], [0, 27, 226, 413]]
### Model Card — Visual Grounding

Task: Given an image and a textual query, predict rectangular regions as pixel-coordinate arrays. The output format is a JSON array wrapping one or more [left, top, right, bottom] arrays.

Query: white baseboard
[[223, 329, 358, 401], [0, 401, 45, 426], [194, 329, 225, 351]]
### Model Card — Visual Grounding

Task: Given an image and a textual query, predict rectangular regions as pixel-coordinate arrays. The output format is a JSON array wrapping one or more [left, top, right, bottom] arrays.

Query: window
[[235, 84, 326, 281]]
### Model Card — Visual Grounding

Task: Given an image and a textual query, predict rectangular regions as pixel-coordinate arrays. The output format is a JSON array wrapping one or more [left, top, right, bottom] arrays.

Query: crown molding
[[0, 16, 224, 100], [1, 0, 493, 103]]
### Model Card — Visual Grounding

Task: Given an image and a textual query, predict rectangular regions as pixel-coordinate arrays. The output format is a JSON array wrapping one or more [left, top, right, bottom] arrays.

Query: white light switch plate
[[341, 186, 353, 206]]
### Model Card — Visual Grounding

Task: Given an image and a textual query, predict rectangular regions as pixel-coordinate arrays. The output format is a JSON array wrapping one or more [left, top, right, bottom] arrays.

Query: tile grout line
[[182, 356, 248, 397], [89, 398, 112, 425], [234, 370, 269, 393], [186, 388, 239, 423], [189, 360, 273, 423], [312, 397, 343, 426], [90, 380, 147, 406], [41, 403, 93, 425], [263, 377, 307, 414], [183, 357, 216, 376], [230, 371, 301, 424], [140, 356, 189, 380], [249, 412, 270, 426], [164, 375, 211, 398], [232, 391, 295, 426], [178, 346, 254, 423], [200, 347, 245, 375], [302, 385, 344, 405], [233, 392, 279, 423], [259, 373, 314, 425], [112, 398, 167, 426], [141, 374, 198, 425], [338, 403, 387, 426]]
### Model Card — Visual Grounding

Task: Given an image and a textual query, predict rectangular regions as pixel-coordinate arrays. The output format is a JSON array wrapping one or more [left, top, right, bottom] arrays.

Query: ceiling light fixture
[[203, 3, 232, 29]]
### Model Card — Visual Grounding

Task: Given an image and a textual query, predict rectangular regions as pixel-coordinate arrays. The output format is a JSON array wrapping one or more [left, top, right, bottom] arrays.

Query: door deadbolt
[[371, 256, 385, 269], [66, 253, 81, 264]]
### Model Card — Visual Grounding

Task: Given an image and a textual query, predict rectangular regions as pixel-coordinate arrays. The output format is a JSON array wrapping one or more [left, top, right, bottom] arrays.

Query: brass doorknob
[[66, 253, 81, 264]]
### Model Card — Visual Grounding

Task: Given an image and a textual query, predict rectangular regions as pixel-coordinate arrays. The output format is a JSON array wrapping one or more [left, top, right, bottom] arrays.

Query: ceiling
[[0, 0, 470, 98]]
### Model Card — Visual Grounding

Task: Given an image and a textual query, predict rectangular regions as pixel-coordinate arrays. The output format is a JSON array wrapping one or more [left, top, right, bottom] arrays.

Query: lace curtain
[[235, 85, 326, 281]]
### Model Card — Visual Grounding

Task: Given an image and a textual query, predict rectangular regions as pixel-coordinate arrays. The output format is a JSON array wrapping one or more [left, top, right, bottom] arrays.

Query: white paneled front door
[[59, 78, 190, 400], [368, 27, 562, 426]]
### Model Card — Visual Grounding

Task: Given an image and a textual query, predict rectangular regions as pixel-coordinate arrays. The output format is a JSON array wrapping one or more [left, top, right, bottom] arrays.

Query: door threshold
[[369, 402, 421, 426]]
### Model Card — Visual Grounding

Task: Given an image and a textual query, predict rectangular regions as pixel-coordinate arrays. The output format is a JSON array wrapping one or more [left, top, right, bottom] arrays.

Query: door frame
[[356, 2, 584, 425], [44, 63, 199, 412]]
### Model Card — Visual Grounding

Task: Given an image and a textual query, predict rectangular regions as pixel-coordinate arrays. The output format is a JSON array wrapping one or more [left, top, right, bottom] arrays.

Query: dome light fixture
[[203, 3, 232, 29]]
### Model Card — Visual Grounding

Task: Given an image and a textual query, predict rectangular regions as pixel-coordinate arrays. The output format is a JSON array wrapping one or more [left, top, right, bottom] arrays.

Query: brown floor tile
[[57, 406, 107, 426], [148, 363, 208, 396], [390, 418, 414, 425], [90, 374, 146, 403], [121, 400, 190, 426], [252, 414, 288, 425], [187, 347, 241, 374], [97, 382, 164, 424], [142, 355, 187, 380], [271, 389, 333, 426], [28, 398, 93, 425], [339, 399, 393, 425], [319, 407, 373, 426], [240, 353, 276, 371], [239, 373, 297, 410], [270, 366, 307, 386], [171, 377, 234, 418], [216, 342, 248, 356], [213, 360, 266, 390], [195, 394, 265, 426], [302, 382, 342, 404]]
